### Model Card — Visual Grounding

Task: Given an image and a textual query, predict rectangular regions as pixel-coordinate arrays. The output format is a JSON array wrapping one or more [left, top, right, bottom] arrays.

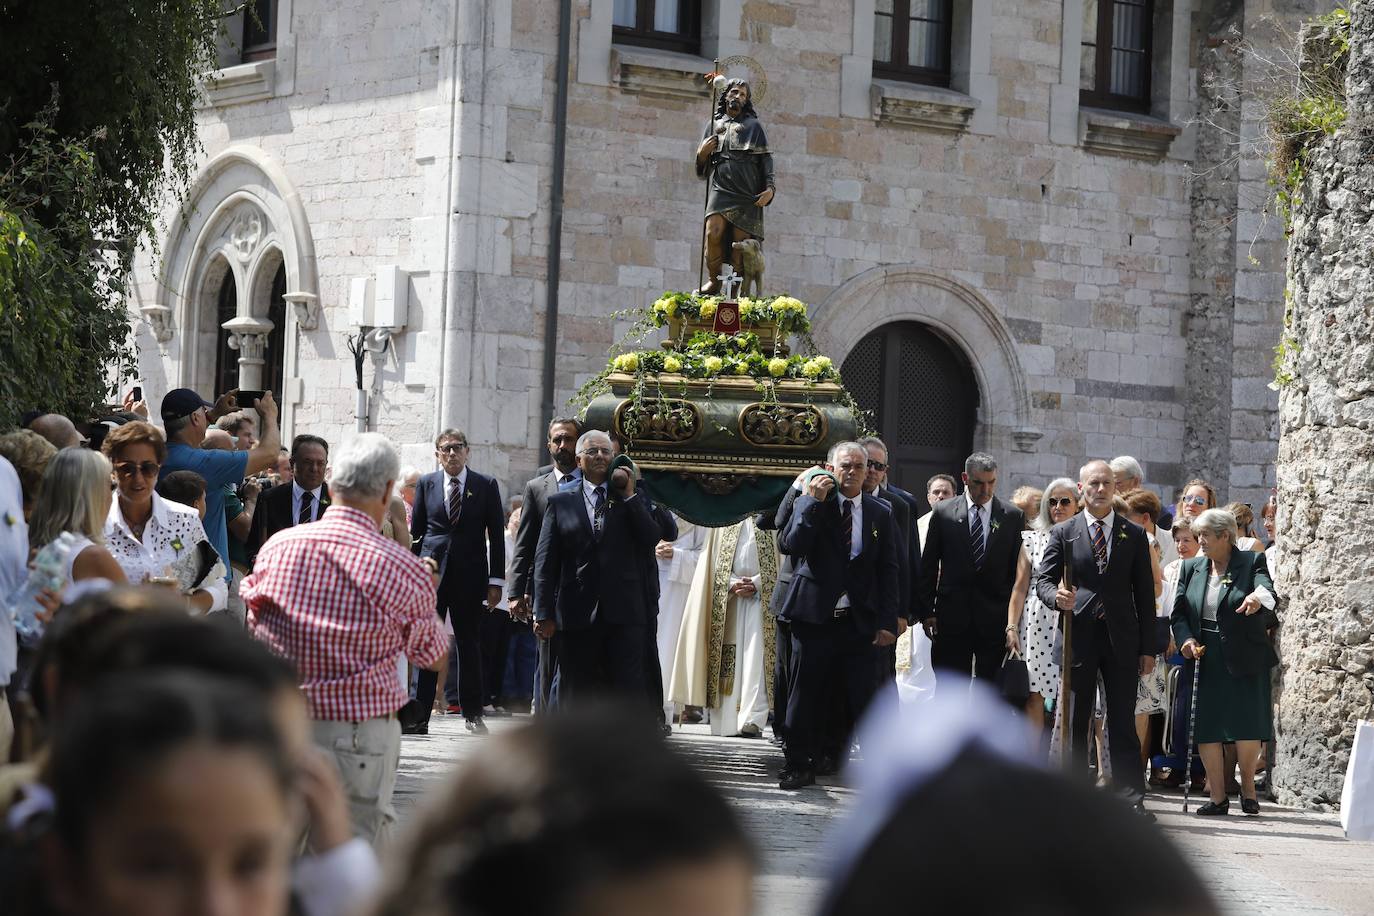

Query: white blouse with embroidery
[[104, 493, 227, 612]]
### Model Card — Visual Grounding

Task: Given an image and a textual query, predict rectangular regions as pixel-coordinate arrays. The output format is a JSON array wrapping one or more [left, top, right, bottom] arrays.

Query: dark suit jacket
[[533, 487, 661, 632], [918, 495, 1024, 637], [410, 468, 505, 603], [247, 482, 331, 561], [777, 492, 900, 638], [1033, 512, 1156, 665], [873, 485, 920, 623], [509, 467, 580, 602], [1171, 549, 1278, 677]]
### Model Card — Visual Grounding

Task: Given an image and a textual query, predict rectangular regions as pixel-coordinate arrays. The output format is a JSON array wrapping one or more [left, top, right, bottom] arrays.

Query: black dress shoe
[[1241, 797, 1260, 816], [659, 722, 673, 738], [465, 718, 489, 735], [815, 755, 838, 777], [402, 722, 428, 736], [779, 769, 815, 790], [1132, 802, 1156, 822], [1196, 799, 1230, 816]]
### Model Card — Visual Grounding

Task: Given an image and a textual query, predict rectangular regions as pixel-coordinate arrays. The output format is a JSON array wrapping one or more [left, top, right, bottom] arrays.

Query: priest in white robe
[[656, 518, 706, 723], [670, 516, 777, 737]]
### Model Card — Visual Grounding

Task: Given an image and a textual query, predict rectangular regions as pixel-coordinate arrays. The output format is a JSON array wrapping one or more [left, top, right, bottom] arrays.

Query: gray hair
[[1035, 477, 1079, 531], [28, 448, 113, 548], [576, 430, 612, 454], [828, 441, 867, 465], [164, 412, 194, 439], [1190, 508, 1238, 544], [858, 436, 888, 455], [330, 433, 400, 501], [398, 464, 420, 484], [964, 452, 997, 474], [1109, 455, 1144, 483]]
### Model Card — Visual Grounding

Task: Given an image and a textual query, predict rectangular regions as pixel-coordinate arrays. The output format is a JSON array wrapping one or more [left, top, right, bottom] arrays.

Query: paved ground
[[394, 713, 1374, 916]]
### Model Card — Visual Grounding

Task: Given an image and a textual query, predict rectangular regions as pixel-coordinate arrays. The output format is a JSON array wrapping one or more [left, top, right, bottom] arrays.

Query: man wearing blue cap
[[159, 388, 281, 585]]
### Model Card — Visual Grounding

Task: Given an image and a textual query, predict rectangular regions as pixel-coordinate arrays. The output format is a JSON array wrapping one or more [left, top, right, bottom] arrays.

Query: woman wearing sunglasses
[[101, 422, 227, 613], [1174, 479, 1217, 523], [1005, 478, 1079, 733]]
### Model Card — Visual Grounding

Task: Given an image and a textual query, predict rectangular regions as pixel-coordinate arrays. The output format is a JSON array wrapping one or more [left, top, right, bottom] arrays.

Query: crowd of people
[[0, 383, 1277, 913]]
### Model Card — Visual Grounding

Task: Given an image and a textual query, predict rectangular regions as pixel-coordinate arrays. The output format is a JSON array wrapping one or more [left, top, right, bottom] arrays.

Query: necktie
[[1092, 520, 1108, 574], [593, 486, 607, 538], [298, 490, 313, 526], [839, 497, 853, 558], [448, 477, 463, 528], [970, 505, 985, 570]]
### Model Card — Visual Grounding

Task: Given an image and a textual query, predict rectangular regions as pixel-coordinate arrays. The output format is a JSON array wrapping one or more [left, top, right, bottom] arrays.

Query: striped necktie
[[970, 505, 985, 570], [448, 477, 463, 527], [1092, 520, 1108, 574], [593, 485, 606, 538], [298, 490, 313, 526]]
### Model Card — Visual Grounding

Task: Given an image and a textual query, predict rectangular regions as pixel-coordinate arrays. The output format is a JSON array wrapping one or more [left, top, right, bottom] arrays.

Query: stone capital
[[222, 315, 274, 362]]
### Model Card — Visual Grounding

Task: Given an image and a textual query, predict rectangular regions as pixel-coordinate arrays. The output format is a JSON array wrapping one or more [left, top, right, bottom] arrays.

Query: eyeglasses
[[437, 444, 468, 454], [1183, 495, 1208, 507], [580, 447, 613, 457], [1048, 497, 1076, 509], [114, 461, 160, 479], [866, 459, 887, 472]]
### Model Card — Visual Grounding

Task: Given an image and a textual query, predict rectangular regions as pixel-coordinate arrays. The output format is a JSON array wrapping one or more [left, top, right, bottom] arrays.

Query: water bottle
[[9, 531, 77, 639]]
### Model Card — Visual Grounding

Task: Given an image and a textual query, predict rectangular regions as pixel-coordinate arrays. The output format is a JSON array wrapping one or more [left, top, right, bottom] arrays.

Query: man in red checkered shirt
[[243, 432, 446, 846]]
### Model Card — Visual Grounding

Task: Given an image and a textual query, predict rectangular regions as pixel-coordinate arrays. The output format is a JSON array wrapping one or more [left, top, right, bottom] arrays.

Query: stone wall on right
[[1272, 6, 1374, 808]]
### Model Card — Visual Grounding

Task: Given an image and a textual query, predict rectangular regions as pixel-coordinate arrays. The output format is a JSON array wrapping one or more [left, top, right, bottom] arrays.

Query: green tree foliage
[[0, 0, 225, 427]]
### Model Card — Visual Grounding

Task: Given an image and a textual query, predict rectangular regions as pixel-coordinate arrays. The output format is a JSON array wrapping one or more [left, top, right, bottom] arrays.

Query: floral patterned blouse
[[104, 493, 227, 612]]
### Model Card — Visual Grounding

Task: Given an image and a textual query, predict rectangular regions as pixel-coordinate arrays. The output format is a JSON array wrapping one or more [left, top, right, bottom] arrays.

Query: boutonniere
[[170, 536, 185, 554], [1116, 528, 1128, 542], [3, 511, 14, 528], [872, 527, 879, 540], [1220, 573, 1234, 588], [990, 519, 1002, 534]]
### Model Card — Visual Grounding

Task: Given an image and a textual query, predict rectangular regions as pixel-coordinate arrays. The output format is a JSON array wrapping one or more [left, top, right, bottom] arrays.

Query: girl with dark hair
[[43, 672, 296, 916], [370, 703, 754, 916]]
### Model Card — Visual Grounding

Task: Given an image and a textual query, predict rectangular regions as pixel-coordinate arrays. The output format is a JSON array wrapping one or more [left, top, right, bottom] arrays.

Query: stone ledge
[[871, 79, 977, 134], [203, 59, 276, 108], [1079, 107, 1181, 161], [612, 45, 711, 102]]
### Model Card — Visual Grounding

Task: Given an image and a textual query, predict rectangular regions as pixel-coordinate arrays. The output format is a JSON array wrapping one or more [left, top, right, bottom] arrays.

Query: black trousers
[[645, 616, 666, 723], [930, 626, 1003, 684], [772, 616, 793, 740], [559, 621, 646, 703], [1069, 618, 1145, 801], [784, 616, 878, 771], [479, 608, 512, 707], [534, 632, 560, 714], [416, 599, 484, 722]]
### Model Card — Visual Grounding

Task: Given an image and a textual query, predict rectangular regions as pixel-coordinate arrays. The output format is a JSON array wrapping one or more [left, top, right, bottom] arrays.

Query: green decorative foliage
[[0, 0, 225, 426]]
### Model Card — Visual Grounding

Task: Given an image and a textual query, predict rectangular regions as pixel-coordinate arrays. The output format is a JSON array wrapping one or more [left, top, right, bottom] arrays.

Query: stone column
[[222, 315, 274, 391], [1272, 7, 1374, 807]]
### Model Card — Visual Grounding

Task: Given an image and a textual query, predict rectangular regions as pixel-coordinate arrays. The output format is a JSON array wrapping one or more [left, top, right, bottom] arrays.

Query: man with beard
[[509, 418, 583, 712], [695, 78, 775, 295]]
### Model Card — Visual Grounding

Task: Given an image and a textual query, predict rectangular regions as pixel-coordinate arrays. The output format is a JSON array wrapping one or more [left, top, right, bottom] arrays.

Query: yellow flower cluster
[[703, 356, 724, 374], [651, 296, 679, 318], [699, 298, 719, 319], [663, 356, 682, 373], [770, 296, 806, 315], [612, 352, 640, 372], [801, 355, 833, 379], [768, 357, 789, 377]]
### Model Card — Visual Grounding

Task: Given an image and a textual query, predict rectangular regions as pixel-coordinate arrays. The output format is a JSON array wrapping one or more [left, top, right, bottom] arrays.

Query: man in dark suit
[[247, 434, 331, 560], [410, 428, 505, 734], [509, 417, 583, 713], [533, 430, 661, 702], [1035, 459, 1156, 813], [918, 452, 1024, 685], [777, 442, 900, 790]]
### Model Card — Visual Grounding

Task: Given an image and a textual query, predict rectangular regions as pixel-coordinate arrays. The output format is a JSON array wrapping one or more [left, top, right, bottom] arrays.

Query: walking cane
[[697, 59, 722, 293], [1058, 556, 1074, 765], [1182, 642, 1206, 813]]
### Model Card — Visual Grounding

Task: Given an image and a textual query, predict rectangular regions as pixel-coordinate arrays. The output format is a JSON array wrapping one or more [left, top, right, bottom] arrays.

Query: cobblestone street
[[395, 713, 1374, 916]]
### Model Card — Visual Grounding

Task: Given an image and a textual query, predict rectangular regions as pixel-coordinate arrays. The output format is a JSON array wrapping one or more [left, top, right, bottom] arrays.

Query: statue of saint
[[695, 79, 774, 295]]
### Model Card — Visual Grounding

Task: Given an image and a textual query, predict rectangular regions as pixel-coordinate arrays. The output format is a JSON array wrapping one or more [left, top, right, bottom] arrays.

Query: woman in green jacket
[[1171, 508, 1278, 816]]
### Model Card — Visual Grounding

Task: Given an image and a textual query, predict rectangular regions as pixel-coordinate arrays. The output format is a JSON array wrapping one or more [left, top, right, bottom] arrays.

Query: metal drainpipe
[[539, 0, 574, 437]]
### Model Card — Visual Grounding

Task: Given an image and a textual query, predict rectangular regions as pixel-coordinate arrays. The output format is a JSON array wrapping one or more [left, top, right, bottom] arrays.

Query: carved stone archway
[[811, 265, 1041, 457]]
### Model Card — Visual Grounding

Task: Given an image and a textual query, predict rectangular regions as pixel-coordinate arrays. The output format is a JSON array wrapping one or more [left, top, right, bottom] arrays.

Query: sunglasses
[[437, 444, 468, 454], [866, 459, 887, 471], [580, 447, 613, 457], [1183, 495, 1208, 507], [114, 461, 161, 480], [1048, 497, 1076, 509]]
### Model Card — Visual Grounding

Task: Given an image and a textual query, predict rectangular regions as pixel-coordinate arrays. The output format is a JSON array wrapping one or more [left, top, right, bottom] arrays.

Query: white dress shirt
[[966, 492, 990, 552], [840, 493, 863, 560], [292, 481, 324, 524], [105, 493, 228, 611], [1082, 508, 1116, 563]]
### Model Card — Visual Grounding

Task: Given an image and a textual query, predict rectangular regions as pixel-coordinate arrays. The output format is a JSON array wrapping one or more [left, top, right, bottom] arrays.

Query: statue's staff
[[698, 59, 724, 294]]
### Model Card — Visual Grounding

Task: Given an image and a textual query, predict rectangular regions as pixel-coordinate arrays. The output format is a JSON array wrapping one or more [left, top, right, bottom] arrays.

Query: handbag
[[997, 649, 1030, 705]]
